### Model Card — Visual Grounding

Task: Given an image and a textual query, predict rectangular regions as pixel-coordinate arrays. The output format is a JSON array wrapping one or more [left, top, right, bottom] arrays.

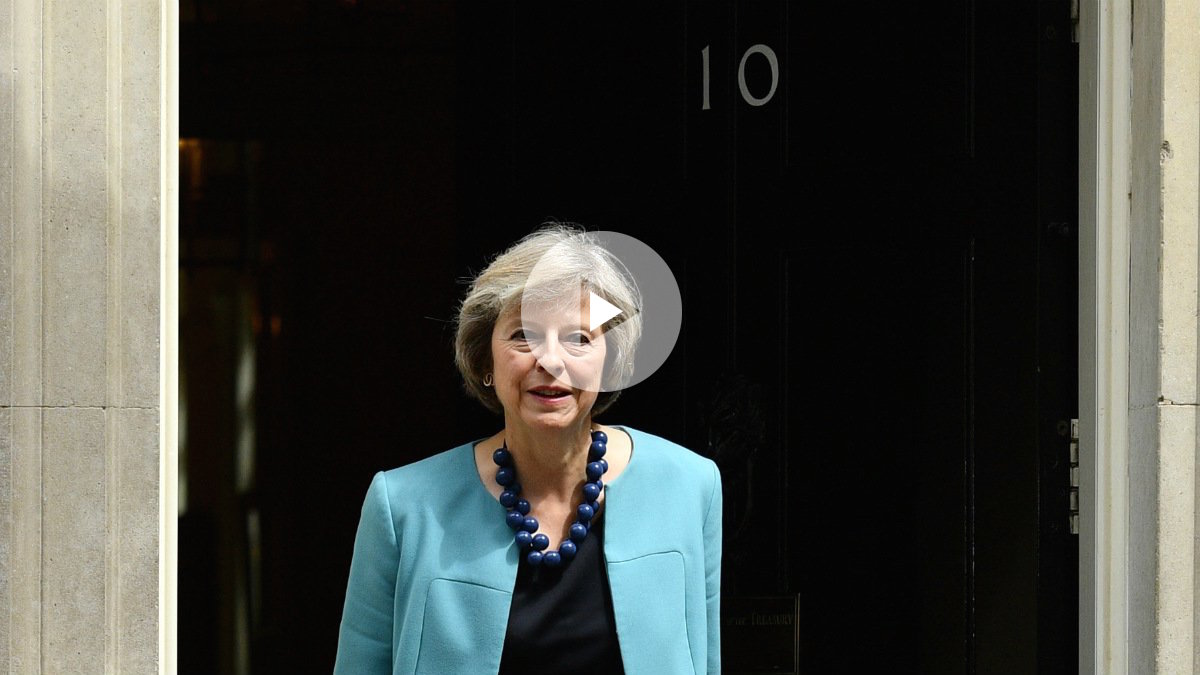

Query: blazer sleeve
[[703, 459, 724, 674], [334, 471, 400, 674]]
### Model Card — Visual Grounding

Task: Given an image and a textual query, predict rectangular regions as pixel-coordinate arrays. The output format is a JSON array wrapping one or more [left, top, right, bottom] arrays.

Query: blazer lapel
[[603, 434, 697, 675], [413, 442, 520, 674]]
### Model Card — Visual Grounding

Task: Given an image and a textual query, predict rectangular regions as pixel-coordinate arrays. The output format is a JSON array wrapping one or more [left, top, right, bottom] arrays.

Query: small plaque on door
[[721, 595, 801, 674]]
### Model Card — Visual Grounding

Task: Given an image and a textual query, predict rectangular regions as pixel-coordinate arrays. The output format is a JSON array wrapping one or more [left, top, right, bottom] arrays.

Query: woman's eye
[[566, 333, 591, 345]]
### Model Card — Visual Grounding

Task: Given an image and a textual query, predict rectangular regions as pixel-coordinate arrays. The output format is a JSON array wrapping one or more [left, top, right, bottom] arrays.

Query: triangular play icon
[[589, 291, 623, 332]]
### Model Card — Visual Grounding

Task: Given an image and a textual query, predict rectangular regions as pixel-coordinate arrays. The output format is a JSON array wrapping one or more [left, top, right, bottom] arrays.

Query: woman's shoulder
[[615, 425, 718, 483], [608, 425, 721, 524], [372, 439, 477, 499]]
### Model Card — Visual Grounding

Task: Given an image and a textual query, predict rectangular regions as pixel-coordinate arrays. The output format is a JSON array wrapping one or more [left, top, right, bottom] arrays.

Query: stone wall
[[1128, 0, 1200, 671], [1, 0, 172, 672]]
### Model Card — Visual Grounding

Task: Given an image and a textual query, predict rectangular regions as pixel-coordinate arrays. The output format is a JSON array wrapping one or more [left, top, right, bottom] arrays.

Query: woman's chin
[[519, 408, 586, 429]]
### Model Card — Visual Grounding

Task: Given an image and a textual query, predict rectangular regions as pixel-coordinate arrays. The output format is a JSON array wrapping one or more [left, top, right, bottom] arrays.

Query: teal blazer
[[334, 425, 723, 674]]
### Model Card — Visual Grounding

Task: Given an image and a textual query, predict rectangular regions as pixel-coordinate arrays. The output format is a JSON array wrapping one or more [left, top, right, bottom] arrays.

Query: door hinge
[[1069, 418, 1080, 534]]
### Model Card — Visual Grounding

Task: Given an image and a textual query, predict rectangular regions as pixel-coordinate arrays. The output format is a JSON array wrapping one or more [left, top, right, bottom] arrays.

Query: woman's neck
[[501, 417, 596, 507]]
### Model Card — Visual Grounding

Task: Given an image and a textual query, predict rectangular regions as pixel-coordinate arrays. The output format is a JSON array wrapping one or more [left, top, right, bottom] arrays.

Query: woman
[[334, 224, 723, 674]]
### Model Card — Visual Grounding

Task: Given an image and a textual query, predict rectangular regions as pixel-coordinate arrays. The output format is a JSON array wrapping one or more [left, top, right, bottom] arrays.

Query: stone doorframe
[[1079, 0, 1199, 672], [1, 0, 178, 672]]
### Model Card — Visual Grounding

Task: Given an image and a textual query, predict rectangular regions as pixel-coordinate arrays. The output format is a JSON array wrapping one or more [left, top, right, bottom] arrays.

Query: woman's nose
[[535, 340, 566, 376]]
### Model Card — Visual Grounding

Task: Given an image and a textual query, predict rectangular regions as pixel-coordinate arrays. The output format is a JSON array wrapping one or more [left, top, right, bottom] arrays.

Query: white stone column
[[0, 0, 177, 672], [1126, 0, 1200, 671]]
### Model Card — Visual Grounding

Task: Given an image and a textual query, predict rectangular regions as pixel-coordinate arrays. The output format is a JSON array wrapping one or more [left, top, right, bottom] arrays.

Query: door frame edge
[[1079, 0, 1132, 672]]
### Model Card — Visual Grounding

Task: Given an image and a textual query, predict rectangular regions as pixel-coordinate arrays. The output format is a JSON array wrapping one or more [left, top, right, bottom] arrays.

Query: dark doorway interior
[[180, 1, 1077, 672]]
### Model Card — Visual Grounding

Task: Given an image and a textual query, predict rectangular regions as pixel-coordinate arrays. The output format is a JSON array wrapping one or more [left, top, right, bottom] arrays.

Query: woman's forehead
[[499, 298, 591, 328]]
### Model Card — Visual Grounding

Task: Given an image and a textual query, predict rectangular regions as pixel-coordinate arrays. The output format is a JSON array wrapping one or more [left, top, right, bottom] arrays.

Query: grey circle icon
[[520, 230, 682, 393]]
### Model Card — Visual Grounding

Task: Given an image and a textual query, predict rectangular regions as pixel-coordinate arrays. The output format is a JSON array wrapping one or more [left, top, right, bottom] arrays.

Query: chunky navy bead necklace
[[493, 429, 610, 568]]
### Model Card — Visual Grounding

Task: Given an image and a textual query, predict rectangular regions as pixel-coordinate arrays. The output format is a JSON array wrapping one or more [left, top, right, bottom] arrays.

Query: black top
[[498, 502, 626, 674]]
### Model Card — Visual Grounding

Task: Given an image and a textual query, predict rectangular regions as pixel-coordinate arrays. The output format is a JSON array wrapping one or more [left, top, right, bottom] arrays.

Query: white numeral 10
[[701, 43, 780, 109]]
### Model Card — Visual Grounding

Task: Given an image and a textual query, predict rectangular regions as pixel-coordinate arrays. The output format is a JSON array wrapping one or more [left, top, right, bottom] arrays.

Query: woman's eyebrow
[[506, 315, 590, 331]]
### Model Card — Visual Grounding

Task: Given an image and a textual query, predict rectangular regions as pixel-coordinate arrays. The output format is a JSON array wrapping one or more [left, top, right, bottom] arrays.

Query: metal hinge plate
[[1069, 418, 1080, 534]]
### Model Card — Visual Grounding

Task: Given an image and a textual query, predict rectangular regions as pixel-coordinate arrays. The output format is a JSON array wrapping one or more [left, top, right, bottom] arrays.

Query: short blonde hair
[[454, 222, 643, 416]]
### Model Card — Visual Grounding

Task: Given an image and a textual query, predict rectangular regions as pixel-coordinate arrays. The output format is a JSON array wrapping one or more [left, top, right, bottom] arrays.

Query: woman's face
[[490, 296, 607, 432]]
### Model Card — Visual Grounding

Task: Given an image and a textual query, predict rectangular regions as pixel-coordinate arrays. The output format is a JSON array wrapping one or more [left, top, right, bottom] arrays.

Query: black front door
[[181, 1, 1079, 671], [458, 1, 1078, 672]]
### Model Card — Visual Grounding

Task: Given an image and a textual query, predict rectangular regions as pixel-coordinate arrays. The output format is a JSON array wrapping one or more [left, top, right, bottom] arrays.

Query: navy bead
[[515, 499, 531, 515], [506, 511, 525, 530], [583, 481, 601, 501], [531, 534, 549, 551], [569, 523, 588, 542], [558, 540, 577, 559], [577, 503, 594, 522], [493, 448, 512, 466], [589, 441, 607, 459], [592, 430, 608, 443], [495, 467, 515, 486], [509, 482, 522, 496], [599, 458, 608, 472], [543, 551, 562, 567], [586, 462, 604, 481], [515, 530, 533, 548], [526, 550, 544, 566], [522, 516, 539, 532], [499, 490, 518, 508]]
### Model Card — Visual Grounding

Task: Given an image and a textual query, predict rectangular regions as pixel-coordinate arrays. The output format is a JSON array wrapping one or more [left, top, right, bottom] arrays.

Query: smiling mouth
[[530, 389, 570, 398]]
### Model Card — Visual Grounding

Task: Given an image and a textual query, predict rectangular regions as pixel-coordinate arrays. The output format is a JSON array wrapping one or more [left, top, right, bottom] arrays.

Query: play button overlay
[[521, 230, 682, 393]]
